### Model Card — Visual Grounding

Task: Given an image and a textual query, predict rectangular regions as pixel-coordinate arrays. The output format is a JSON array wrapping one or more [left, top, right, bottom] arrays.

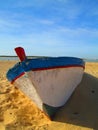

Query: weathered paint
[[27, 67, 84, 107]]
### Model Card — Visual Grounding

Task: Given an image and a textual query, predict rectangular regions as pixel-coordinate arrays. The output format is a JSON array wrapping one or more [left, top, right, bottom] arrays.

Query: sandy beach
[[0, 61, 98, 130]]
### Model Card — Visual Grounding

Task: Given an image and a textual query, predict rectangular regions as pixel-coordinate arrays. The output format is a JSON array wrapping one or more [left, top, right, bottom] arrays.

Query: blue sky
[[0, 0, 98, 58]]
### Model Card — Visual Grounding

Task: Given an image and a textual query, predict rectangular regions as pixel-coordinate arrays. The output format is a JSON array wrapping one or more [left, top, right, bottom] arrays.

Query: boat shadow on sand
[[54, 72, 98, 129]]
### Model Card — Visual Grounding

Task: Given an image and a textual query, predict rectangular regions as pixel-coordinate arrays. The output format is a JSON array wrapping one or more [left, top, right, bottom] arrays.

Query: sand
[[0, 61, 98, 130]]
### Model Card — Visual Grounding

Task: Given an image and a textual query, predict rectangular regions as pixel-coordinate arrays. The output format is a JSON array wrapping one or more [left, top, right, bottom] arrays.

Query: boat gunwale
[[11, 65, 84, 83]]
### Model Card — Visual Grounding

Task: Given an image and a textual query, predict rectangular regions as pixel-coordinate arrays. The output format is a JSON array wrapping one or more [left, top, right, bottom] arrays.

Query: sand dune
[[0, 61, 98, 130]]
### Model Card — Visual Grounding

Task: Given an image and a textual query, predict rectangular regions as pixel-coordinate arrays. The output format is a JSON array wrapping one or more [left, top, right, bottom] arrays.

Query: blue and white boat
[[6, 47, 85, 119]]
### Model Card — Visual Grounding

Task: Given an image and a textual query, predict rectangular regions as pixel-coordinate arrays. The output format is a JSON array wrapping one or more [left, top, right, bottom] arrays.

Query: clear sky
[[0, 0, 98, 58]]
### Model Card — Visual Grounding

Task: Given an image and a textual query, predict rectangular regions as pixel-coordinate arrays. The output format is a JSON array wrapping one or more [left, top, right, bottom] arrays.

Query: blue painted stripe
[[22, 57, 85, 71], [6, 62, 24, 82], [6, 57, 85, 82]]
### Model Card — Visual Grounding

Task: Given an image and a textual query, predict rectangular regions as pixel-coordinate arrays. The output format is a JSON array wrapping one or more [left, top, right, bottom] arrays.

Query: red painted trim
[[11, 72, 25, 84], [32, 65, 85, 71], [11, 65, 85, 83]]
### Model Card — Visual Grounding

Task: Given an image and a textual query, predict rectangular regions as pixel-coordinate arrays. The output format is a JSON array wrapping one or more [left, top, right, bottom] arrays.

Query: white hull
[[13, 67, 84, 110]]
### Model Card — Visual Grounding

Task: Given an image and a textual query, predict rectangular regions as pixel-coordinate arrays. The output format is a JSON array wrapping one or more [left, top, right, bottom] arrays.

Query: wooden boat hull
[[6, 57, 85, 118]]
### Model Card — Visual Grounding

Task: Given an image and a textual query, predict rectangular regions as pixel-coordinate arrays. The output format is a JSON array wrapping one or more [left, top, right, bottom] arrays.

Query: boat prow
[[6, 47, 85, 119]]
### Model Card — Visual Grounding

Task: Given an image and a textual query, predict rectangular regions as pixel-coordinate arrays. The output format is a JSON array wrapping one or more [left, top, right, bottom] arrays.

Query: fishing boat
[[6, 47, 85, 119]]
